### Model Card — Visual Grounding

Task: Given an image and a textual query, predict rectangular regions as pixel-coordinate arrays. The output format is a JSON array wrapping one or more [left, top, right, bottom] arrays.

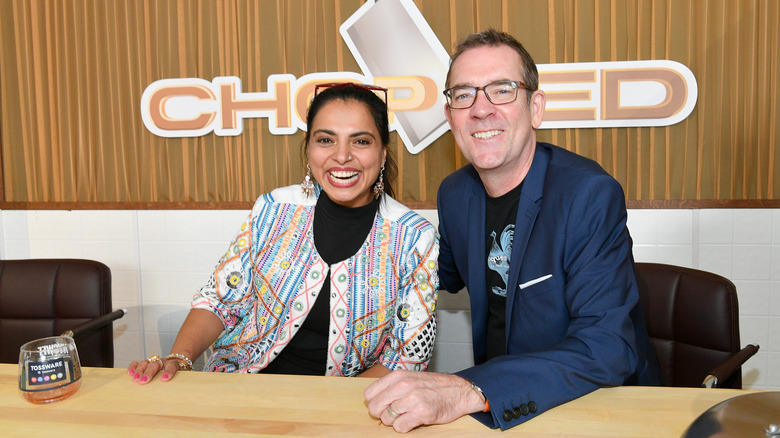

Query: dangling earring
[[373, 166, 385, 198], [301, 164, 314, 197]]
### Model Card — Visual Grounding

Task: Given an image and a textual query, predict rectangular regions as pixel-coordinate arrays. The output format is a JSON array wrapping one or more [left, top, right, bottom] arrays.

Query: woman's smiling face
[[307, 99, 386, 208]]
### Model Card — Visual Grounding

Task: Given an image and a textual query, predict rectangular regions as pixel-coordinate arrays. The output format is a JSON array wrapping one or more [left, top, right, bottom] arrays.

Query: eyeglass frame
[[442, 80, 533, 109], [313, 82, 388, 105]]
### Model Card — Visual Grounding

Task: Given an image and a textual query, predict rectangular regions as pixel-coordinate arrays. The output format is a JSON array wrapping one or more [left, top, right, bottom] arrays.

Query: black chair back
[[635, 262, 757, 389], [0, 259, 116, 367]]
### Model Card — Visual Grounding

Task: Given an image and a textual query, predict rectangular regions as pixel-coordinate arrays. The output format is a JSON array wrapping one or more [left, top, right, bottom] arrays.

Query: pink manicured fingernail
[[128, 369, 134, 375], [162, 374, 170, 380], [140, 376, 148, 383], [133, 373, 140, 380]]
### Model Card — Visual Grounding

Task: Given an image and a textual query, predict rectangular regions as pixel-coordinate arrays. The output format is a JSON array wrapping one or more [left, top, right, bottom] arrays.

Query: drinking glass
[[18, 336, 82, 404]]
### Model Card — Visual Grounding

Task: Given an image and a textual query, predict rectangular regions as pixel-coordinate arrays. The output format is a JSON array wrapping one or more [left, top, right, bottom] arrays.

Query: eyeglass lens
[[446, 81, 520, 108]]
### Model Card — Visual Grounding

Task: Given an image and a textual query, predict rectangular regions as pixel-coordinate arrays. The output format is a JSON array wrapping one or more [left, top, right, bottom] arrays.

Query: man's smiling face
[[444, 44, 544, 181]]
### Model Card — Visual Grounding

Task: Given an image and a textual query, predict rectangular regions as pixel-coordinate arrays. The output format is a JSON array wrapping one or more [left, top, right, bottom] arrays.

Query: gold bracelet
[[165, 353, 193, 371]]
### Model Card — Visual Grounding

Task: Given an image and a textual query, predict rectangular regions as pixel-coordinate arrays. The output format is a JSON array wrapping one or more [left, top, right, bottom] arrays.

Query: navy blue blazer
[[437, 142, 660, 430]]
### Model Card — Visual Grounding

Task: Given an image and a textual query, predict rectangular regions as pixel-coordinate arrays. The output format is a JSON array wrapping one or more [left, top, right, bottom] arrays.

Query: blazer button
[[519, 404, 530, 416], [503, 410, 514, 422], [512, 407, 522, 419], [528, 401, 538, 413]]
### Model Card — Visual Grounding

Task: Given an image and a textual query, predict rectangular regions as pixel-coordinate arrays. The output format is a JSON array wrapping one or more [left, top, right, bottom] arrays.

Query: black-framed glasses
[[443, 80, 531, 109], [314, 82, 388, 105]]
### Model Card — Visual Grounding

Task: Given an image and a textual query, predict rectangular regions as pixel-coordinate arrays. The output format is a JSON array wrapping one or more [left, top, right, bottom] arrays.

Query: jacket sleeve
[[456, 175, 643, 430], [380, 224, 440, 371], [191, 195, 273, 331], [436, 180, 466, 294]]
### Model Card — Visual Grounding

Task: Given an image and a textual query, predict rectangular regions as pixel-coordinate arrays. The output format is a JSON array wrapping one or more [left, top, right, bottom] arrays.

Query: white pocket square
[[519, 274, 552, 289]]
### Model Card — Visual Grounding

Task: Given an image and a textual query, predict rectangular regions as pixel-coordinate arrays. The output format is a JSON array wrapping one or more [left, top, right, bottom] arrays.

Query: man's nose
[[469, 89, 496, 118]]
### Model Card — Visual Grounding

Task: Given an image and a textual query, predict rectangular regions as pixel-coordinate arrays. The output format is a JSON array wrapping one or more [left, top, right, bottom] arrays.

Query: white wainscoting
[[2, 208, 778, 390]]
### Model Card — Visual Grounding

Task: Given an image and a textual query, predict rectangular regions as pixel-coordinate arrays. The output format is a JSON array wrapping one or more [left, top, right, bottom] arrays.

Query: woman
[[128, 83, 439, 383]]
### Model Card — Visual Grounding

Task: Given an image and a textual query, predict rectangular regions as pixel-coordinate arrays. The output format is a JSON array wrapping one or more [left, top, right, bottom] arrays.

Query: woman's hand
[[127, 357, 182, 385], [126, 309, 222, 385]]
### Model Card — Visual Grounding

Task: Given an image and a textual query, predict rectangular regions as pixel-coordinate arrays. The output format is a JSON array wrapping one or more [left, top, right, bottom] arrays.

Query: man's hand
[[364, 370, 486, 433]]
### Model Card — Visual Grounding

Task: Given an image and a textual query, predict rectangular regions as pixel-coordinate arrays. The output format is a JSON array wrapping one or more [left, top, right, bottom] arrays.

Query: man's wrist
[[465, 379, 490, 413]]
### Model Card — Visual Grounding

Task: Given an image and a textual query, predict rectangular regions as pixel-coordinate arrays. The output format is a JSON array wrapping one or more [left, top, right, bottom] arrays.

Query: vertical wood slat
[[0, 0, 778, 205]]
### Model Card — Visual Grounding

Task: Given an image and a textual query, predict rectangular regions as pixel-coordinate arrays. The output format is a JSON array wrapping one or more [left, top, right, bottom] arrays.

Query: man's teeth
[[472, 130, 502, 139], [330, 170, 359, 182]]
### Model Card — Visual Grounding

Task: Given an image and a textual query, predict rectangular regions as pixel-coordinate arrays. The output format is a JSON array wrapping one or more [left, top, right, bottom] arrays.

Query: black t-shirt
[[260, 192, 379, 375], [483, 182, 523, 362]]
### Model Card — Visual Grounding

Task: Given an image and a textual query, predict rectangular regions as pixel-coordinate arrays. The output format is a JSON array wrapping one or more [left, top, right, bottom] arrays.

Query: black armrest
[[701, 344, 760, 388], [61, 309, 127, 339]]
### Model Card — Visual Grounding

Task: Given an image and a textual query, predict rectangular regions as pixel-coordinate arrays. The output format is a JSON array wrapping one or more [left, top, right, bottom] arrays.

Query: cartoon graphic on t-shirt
[[487, 224, 514, 297]]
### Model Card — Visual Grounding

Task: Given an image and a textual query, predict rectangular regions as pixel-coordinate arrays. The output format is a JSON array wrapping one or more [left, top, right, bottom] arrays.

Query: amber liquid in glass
[[19, 336, 83, 404], [22, 380, 81, 404]]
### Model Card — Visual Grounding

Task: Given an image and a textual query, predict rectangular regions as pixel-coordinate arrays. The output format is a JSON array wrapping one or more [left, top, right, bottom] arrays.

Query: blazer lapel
[[505, 144, 549, 322], [466, 184, 488, 359]]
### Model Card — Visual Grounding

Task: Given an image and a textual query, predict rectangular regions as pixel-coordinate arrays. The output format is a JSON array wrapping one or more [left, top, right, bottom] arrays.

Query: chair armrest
[[701, 344, 760, 388], [61, 309, 127, 339]]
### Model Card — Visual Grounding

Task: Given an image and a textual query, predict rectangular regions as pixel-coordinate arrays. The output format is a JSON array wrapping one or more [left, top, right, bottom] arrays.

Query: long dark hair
[[302, 83, 397, 199]]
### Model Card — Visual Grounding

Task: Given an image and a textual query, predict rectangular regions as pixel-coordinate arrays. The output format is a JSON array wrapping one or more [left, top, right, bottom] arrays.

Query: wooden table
[[0, 363, 760, 437]]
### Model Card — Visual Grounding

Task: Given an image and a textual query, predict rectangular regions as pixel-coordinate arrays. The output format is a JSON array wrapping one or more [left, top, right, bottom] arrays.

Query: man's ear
[[443, 102, 453, 127], [530, 90, 546, 129]]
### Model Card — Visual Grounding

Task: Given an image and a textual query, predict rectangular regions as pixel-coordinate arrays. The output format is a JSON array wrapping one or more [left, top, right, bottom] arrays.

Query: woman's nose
[[333, 143, 353, 163]]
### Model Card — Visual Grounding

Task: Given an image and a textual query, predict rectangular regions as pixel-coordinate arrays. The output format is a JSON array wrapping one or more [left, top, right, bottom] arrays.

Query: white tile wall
[[1, 208, 778, 390]]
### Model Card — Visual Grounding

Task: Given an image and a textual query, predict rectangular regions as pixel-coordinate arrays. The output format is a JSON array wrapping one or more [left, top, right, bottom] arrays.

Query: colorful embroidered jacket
[[192, 184, 439, 376]]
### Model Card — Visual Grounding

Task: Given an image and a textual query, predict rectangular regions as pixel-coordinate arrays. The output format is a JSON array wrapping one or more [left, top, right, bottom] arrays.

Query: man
[[364, 29, 660, 432]]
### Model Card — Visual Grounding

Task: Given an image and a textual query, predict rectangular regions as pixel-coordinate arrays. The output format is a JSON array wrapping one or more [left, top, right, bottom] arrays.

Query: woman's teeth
[[329, 170, 359, 183]]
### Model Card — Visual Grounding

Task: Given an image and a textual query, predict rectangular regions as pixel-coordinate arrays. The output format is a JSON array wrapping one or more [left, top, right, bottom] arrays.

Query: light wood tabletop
[[0, 363, 760, 437]]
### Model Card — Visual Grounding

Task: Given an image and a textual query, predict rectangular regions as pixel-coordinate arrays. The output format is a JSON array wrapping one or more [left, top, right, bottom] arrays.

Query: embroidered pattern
[[192, 184, 439, 376]]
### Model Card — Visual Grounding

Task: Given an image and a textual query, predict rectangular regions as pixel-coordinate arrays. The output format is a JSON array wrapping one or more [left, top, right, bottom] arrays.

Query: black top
[[260, 192, 379, 375], [483, 182, 523, 362]]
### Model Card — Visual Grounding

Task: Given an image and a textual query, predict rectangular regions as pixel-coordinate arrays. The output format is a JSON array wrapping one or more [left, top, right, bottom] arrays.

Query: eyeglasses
[[443, 80, 531, 109], [314, 82, 388, 105]]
